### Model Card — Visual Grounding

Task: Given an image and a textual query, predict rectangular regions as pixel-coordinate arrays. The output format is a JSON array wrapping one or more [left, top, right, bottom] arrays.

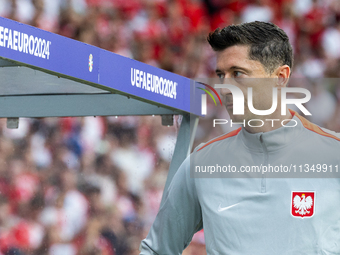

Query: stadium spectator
[[0, 0, 340, 254]]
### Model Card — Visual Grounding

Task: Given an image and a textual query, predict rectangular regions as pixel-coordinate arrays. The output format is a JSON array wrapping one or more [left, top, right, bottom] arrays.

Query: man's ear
[[275, 65, 290, 87]]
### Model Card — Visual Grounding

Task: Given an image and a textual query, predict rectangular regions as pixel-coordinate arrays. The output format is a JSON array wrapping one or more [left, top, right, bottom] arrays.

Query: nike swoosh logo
[[218, 203, 239, 212]]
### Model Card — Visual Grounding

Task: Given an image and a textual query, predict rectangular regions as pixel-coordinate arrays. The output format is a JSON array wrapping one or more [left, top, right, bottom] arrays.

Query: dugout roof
[[0, 16, 202, 118]]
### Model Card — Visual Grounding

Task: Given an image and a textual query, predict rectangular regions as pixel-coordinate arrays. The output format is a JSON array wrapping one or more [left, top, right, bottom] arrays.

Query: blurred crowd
[[1, 0, 340, 254], [0, 116, 179, 255]]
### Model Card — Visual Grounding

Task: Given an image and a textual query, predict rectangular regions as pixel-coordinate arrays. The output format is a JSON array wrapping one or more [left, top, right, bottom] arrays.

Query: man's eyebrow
[[230, 66, 249, 72], [215, 66, 250, 73]]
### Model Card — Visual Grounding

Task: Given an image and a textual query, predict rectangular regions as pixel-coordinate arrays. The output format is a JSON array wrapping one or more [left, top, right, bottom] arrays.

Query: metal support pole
[[160, 113, 199, 206]]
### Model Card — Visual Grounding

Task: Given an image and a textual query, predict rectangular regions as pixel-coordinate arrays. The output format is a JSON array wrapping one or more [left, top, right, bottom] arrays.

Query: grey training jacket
[[140, 111, 340, 255]]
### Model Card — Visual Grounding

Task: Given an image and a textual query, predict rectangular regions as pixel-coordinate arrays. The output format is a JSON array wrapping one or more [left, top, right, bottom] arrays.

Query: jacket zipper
[[259, 134, 268, 193]]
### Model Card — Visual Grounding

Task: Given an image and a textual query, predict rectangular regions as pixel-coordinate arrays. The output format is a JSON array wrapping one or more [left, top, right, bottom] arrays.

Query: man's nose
[[217, 75, 235, 96], [220, 87, 232, 96]]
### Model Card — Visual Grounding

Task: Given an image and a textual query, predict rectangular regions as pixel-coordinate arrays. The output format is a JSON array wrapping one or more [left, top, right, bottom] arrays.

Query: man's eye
[[217, 73, 225, 82], [233, 71, 243, 78]]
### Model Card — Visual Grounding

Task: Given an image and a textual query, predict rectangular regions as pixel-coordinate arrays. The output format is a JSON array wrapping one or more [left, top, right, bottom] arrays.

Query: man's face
[[215, 45, 279, 122]]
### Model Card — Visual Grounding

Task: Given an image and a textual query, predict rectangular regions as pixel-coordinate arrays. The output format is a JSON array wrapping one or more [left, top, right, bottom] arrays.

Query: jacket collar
[[239, 110, 304, 152]]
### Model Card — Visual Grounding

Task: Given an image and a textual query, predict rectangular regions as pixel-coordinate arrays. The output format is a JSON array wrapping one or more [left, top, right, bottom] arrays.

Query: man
[[140, 21, 340, 254]]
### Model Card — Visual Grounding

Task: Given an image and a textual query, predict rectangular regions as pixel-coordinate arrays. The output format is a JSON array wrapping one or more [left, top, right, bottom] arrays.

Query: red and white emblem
[[291, 191, 315, 218]]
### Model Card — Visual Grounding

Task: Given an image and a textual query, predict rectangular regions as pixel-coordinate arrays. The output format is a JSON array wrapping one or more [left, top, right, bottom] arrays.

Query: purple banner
[[0, 17, 202, 116]]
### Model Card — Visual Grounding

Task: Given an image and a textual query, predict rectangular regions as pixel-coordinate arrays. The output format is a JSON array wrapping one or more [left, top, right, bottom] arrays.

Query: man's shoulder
[[300, 119, 340, 143], [318, 126, 340, 140], [313, 126, 340, 150], [294, 111, 340, 143], [193, 127, 242, 153]]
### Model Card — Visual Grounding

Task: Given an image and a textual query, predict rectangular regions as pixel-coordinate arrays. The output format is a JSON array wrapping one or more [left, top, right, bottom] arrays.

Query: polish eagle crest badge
[[291, 191, 315, 218]]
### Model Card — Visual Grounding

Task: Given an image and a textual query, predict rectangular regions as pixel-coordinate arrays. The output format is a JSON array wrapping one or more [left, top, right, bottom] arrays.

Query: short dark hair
[[208, 21, 293, 74]]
